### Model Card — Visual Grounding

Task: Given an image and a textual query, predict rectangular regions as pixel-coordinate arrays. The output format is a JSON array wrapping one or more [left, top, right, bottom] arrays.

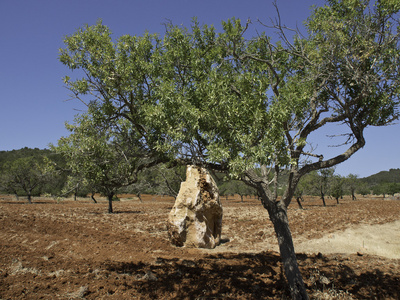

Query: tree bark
[[320, 187, 326, 207], [296, 197, 304, 210], [108, 193, 114, 213], [91, 192, 97, 203], [137, 193, 143, 203], [244, 171, 309, 299], [27, 192, 32, 204], [266, 200, 309, 300]]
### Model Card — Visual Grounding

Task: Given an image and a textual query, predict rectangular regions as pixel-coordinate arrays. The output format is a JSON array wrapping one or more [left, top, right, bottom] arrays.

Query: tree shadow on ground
[[105, 251, 289, 299], [297, 253, 400, 300], [104, 252, 400, 299], [332, 264, 400, 299]]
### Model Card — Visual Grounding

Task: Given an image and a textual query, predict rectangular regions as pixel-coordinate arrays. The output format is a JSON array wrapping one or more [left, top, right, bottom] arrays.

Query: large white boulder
[[167, 165, 222, 249]]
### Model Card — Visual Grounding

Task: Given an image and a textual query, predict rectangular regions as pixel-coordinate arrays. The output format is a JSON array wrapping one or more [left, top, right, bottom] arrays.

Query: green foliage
[[219, 178, 257, 199], [344, 173, 359, 199], [362, 168, 400, 185], [319, 168, 335, 194], [386, 182, 400, 195], [296, 171, 321, 197], [59, 5, 400, 192], [296, 169, 399, 198], [122, 163, 186, 198], [372, 182, 400, 196], [0, 147, 52, 168], [52, 107, 145, 201], [0, 148, 65, 197], [0, 156, 56, 202], [296, 168, 344, 201], [359, 169, 400, 196], [357, 181, 370, 196], [331, 175, 345, 200]]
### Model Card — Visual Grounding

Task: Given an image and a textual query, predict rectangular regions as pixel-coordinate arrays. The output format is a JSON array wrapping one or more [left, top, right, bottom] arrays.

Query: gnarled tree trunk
[[107, 193, 114, 213], [137, 192, 143, 203], [320, 187, 326, 207], [27, 192, 33, 204], [91, 192, 97, 203], [259, 188, 309, 300], [296, 196, 304, 210]]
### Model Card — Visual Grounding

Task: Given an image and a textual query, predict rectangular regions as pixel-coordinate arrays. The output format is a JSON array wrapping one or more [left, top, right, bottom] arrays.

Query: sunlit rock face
[[167, 165, 222, 249]]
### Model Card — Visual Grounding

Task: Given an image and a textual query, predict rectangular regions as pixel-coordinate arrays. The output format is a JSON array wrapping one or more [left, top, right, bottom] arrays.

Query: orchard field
[[0, 194, 399, 299]]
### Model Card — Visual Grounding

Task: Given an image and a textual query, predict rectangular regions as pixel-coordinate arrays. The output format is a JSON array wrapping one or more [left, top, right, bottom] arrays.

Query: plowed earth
[[0, 194, 399, 299]]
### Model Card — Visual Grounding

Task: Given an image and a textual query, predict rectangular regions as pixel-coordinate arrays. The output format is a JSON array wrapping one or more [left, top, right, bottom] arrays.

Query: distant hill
[[0, 147, 52, 167], [0, 147, 65, 172], [361, 168, 400, 185]]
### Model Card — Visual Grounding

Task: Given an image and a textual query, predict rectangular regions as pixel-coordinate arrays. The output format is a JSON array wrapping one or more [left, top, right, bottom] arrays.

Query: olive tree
[[0, 156, 55, 203], [53, 106, 160, 213], [331, 174, 345, 204], [59, 1, 400, 298], [345, 173, 359, 200], [219, 179, 257, 202], [319, 168, 335, 206], [125, 163, 185, 200], [151, 3, 399, 298]]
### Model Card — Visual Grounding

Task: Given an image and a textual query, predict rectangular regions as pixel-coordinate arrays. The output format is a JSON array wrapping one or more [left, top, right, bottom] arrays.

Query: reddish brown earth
[[0, 194, 399, 299]]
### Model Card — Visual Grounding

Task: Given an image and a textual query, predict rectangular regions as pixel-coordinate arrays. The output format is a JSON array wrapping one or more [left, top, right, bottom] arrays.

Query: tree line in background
[[0, 147, 182, 203], [1, 148, 399, 203]]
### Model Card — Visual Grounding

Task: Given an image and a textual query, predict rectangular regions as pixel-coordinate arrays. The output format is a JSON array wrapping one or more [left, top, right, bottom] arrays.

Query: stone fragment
[[167, 165, 222, 249]]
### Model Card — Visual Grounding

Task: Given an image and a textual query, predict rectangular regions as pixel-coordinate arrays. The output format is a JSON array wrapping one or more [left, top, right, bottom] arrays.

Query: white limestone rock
[[167, 165, 222, 249]]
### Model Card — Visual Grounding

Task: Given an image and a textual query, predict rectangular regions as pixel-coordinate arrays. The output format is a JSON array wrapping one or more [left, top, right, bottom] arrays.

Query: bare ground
[[0, 194, 399, 299]]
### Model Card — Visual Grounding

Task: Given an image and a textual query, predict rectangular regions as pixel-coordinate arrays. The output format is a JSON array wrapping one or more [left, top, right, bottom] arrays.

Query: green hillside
[[361, 168, 400, 185]]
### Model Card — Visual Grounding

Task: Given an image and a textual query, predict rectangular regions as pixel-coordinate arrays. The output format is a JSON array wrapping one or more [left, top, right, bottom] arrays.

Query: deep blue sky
[[1, 0, 399, 178]]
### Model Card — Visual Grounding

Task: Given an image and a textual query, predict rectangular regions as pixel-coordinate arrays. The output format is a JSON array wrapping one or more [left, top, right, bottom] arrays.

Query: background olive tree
[[318, 168, 335, 206], [52, 106, 162, 213], [345, 173, 360, 200], [331, 174, 345, 204], [0, 156, 55, 203], [122, 163, 185, 201]]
